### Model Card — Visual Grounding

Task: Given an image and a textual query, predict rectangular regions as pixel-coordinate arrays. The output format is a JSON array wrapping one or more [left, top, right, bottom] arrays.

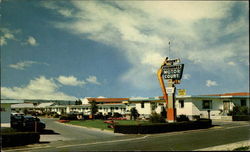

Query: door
[[223, 101, 230, 114]]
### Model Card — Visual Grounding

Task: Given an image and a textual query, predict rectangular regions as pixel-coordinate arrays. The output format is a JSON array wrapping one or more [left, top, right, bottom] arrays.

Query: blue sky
[[1, 1, 249, 100]]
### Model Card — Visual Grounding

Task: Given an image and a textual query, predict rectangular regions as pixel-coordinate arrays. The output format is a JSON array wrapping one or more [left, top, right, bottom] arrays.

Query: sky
[[1, 0, 249, 100]]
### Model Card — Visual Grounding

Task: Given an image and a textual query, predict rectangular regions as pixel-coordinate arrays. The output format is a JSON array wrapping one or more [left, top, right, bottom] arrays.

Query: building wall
[[136, 102, 151, 116], [175, 98, 224, 119], [1, 103, 11, 127], [188, 99, 222, 119], [176, 99, 193, 116], [154, 103, 166, 114]]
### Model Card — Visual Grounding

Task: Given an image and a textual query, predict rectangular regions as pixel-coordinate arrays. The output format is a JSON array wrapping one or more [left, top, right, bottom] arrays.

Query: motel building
[[8, 92, 250, 121]]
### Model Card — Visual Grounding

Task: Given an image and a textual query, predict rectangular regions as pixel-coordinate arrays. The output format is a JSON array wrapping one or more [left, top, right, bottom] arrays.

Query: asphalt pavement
[[2, 118, 250, 151]]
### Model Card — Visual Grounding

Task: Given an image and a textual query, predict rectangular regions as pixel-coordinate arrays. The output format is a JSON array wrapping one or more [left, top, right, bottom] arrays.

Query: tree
[[130, 107, 139, 120], [160, 107, 167, 119], [90, 100, 98, 119], [75, 99, 82, 105], [149, 112, 166, 123]]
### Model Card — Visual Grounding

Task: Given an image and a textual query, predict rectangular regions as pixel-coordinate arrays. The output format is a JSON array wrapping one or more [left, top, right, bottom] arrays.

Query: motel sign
[[157, 57, 185, 122], [162, 64, 184, 80]]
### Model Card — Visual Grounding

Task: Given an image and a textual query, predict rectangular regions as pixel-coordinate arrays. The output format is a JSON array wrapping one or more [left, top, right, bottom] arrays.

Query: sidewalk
[[195, 140, 250, 151]]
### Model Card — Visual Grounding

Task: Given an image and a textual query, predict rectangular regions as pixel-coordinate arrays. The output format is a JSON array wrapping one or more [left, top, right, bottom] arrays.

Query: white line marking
[[57, 135, 149, 149]]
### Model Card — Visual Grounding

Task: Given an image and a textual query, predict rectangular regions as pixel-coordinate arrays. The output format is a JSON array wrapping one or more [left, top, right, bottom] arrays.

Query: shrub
[[59, 114, 77, 120], [94, 113, 104, 119], [149, 112, 166, 123], [232, 115, 250, 121], [160, 107, 167, 119], [53, 113, 60, 118], [114, 119, 212, 134], [113, 112, 122, 118], [2, 132, 40, 147], [176, 115, 190, 122], [228, 106, 249, 116]]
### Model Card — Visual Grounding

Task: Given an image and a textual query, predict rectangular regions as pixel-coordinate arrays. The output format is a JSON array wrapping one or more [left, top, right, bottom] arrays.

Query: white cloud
[[206, 80, 218, 87], [57, 75, 86, 86], [0, 28, 39, 46], [1, 76, 76, 100], [0, 37, 7, 45], [42, 1, 73, 17], [0, 28, 16, 46], [26, 36, 38, 46], [43, 1, 248, 90], [9, 61, 37, 70], [183, 74, 191, 80], [228, 61, 236, 66], [9, 61, 48, 70], [86, 76, 101, 85]]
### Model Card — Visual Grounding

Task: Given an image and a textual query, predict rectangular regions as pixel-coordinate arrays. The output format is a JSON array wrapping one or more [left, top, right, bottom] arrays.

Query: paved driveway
[[39, 118, 124, 142], [2, 119, 250, 151]]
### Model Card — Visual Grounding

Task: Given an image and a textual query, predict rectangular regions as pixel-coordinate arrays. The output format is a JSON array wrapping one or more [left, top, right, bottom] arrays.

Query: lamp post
[[207, 110, 211, 119]]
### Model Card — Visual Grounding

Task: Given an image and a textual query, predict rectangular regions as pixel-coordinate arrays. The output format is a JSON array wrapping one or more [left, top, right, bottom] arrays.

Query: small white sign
[[166, 87, 175, 94]]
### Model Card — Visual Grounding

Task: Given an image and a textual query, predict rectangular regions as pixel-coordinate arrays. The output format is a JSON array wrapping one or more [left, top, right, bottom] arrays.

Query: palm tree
[[130, 107, 139, 120], [90, 100, 98, 119]]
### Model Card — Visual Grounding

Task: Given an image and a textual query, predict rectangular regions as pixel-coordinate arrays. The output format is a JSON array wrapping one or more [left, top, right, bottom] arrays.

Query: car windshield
[[24, 116, 40, 121], [12, 115, 23, 119]]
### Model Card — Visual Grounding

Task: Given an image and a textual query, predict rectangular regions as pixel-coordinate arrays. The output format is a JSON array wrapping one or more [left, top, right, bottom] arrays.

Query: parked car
[[23, 116, 46, 131], [11, 113, 24, 129], [11, 114, 46, 132]]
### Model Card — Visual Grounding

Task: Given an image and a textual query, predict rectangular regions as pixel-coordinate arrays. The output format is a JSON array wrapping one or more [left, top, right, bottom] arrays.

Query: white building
[[128, 93, 249, 120], [176, 93, 250, 120], [1, 99, 24, 127], [9, 92, 250, 120]]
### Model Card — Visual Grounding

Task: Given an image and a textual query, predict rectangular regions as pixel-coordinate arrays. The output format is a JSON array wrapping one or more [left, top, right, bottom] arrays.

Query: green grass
[[67, 120, 113, 130], [66, 120, 152, 131]]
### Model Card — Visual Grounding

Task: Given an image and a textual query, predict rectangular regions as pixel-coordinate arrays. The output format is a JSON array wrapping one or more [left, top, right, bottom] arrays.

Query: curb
[[195, 140, 250, 151], [55, 121, 123, 135]]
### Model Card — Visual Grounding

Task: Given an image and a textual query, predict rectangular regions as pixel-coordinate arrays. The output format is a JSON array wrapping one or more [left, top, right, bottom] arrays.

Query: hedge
[[232, 115, 250, 121], [114, 119, 212, 134], [1, 132, 40, 147]]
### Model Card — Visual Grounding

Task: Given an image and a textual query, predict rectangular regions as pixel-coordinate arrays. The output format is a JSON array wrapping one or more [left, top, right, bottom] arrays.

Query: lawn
[[66, 119, 151, 131]]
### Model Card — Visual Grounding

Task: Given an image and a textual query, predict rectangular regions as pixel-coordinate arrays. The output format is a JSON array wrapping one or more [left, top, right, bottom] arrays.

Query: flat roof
[[1, 99, 24, 104]]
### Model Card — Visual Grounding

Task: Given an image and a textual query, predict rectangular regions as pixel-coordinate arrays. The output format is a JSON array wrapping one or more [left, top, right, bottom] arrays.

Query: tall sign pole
[[157, 57, 184, 122]]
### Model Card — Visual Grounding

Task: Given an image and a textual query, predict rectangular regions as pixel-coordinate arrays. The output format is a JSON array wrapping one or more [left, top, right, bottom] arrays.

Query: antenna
[[168, 41, 171, 59]]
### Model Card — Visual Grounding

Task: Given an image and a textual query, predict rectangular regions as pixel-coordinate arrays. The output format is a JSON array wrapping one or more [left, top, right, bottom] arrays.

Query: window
[[241, 100, 246, 106], [141, 102, 145, 108], [179, 100, 184, 108], [202, 100, 212, 109]]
